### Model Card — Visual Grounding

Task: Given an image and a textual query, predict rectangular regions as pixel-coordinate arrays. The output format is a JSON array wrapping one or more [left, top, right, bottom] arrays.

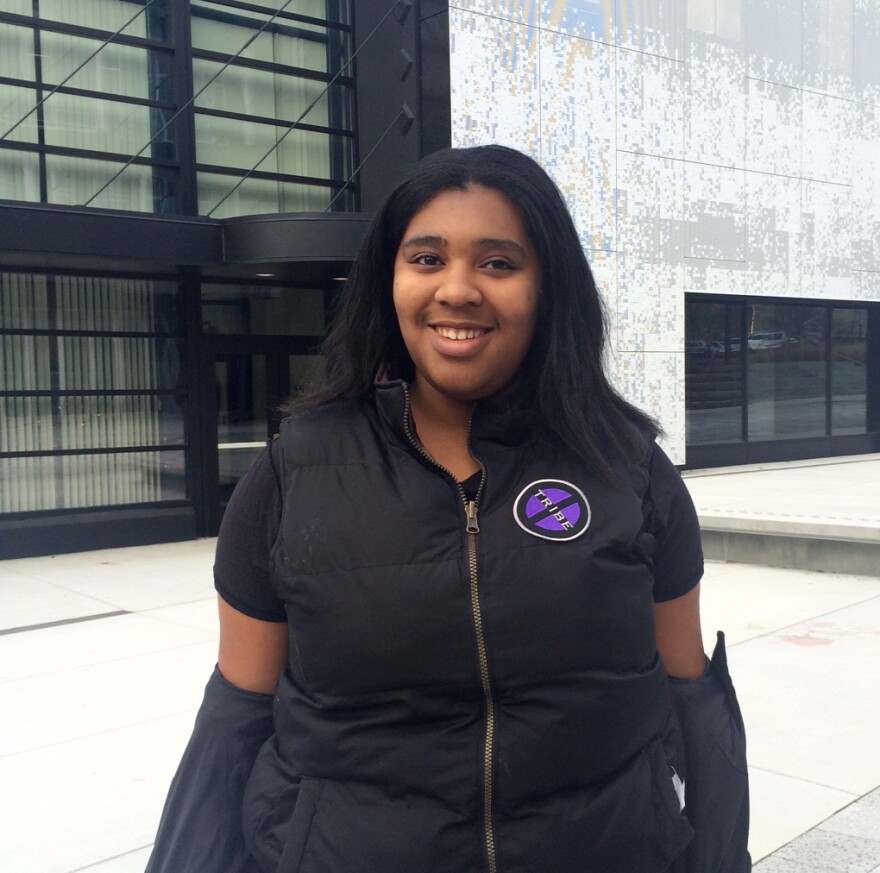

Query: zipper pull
[[465, 500, 480, 534]]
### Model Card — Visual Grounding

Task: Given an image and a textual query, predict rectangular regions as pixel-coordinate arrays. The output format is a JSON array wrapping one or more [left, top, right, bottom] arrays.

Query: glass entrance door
[[198, 281, 331, 534], [209, 345, 322, 528], [215, 352, 274, 505]]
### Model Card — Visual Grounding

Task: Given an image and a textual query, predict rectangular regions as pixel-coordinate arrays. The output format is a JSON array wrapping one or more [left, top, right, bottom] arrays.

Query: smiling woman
[[391, 185, 541, 478], [393, 186, 539, 398], [146, 146, 750, 873]]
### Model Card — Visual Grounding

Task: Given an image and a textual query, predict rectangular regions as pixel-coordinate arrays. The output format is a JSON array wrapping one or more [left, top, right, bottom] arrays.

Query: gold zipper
[[401, 387, 497, 873], [467, 504, 497, 873]]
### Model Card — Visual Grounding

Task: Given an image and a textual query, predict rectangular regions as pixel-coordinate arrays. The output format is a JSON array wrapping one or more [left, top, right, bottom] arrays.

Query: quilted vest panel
[[242, 385, 693, 873]]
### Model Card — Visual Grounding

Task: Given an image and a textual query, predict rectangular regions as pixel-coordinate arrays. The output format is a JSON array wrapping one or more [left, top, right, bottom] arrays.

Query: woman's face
[[392, 184, 541, 408]]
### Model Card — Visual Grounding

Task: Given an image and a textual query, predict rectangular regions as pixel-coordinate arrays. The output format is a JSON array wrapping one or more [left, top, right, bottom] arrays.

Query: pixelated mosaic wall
[[447, 0, 880, 462]]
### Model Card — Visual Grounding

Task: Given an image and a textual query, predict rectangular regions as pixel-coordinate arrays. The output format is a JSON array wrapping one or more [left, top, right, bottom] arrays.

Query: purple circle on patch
[[514, 479, 591, 542]]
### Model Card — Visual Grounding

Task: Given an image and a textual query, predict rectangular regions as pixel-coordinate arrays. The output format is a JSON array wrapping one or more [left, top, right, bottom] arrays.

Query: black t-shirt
[[214, 439, 703, 623]]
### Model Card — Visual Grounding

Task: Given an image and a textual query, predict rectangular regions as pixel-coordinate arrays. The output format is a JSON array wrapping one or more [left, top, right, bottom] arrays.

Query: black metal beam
[[352, 0, 421, 211], [0, 201, 220, 268], [0, 201, 371, 277]]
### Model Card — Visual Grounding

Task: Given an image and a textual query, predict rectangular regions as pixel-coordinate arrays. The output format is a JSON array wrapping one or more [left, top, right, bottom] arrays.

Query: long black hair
[[293, 145, 658, 471]]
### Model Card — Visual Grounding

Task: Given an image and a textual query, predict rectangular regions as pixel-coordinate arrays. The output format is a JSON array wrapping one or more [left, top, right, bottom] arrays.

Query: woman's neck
[[407, 382, 480, 481], [408, 380, 472, 432]]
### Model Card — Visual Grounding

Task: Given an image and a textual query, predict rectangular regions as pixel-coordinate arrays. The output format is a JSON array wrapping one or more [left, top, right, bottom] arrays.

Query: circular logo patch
[[513, 479, 591, 542]]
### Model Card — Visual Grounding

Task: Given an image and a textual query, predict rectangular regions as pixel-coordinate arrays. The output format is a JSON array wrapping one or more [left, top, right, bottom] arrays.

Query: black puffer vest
[[242, 382, 694, 873]]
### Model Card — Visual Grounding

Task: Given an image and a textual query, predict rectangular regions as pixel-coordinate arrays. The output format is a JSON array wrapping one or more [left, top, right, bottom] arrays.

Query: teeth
[[435, 326, 487, 340]]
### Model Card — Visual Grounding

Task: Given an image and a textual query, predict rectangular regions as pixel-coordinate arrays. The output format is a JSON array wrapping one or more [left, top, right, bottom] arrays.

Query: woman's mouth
[[432, 325, 491, 340]]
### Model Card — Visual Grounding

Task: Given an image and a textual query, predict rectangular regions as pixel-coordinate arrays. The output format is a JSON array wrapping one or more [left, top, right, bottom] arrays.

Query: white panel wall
[[448, 0, 880, 463]]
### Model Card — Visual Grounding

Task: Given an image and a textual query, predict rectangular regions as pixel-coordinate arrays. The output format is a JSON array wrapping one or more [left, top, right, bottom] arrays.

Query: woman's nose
[[434, 264, 483, 307]]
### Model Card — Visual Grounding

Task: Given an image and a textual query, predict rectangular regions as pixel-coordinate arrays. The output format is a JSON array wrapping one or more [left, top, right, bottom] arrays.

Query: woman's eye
[[413, 254, 442, 266], [483, 258, 514, 271]]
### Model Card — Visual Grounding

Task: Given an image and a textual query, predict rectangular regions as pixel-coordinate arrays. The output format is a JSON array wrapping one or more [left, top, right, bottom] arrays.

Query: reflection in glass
[[0, 150, 40, 202], [192, 59, 347, 125], [747, 304, 827, 441], [191, 5, 347, 72], [195, 114, 344, 179], [0, 335, 51, 390], [199, 172, 334, 217], [0, 450, 186, 513], [43, 93, 155, 156], [46, 155, 177, 213], [62, 450, 186, 508], [55, 277, 180, 334], [58, 395, 185, 449], [685, 301, 744, 445], [0, 397, 54, 453], [256, 0, 346, 16], [0, 84, 39, 144], [0, 23, 35, 80], [38, 0, 170, 40], [0, 457, 57, 513], [58, 336, 182, 391], [190, 1, 354, 221], [0, 272, 187, 514], [216, 354, 268, 492], [831, 308, 867, 435], [0, 273, 49, 330], [201, 286, 325, 336], [40, 33, 171, 101]]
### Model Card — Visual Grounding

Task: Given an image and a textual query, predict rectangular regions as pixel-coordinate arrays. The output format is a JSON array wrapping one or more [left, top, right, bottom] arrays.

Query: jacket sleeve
[[144, 667, 274, 873], [669, 632, 751, 873]]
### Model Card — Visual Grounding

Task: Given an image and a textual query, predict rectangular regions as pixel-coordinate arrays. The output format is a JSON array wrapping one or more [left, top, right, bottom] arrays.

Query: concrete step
[[698, 513, 880, 577], [683, 454, 880, 578]]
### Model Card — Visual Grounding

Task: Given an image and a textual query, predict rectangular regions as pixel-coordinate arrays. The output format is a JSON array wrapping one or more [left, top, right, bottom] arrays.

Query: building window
[[685, 300, 744, 446], [746, 303, 828, 442], [0, 1, 176, 213], [191, 0, 355, 217], [201, 283, 326, 336], [0, 0, 355, 216], [832, 307, 869, 435], [0, 272, 187, 514], [686, 296, 879, 463]]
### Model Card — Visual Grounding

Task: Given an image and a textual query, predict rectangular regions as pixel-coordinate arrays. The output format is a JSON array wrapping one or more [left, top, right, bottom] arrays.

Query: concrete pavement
[[680, 454, 880, 871], [684, 453, 880, 577]]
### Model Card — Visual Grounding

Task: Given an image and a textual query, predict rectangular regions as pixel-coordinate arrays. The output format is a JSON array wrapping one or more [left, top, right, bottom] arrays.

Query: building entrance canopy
[[0, 202, 370, 281]]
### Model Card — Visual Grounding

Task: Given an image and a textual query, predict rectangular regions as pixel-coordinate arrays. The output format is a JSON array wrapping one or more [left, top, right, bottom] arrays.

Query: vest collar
[[373, 380, 535, 451]]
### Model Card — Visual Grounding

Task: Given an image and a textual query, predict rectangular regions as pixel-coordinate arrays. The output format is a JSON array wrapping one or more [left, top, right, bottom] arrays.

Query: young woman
[[147, 145, 749, 873]]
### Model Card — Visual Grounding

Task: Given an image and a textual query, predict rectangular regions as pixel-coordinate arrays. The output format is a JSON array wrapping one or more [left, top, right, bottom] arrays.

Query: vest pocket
[[496, 736, 694, 872], [276, 777, 320, 873], [279, 779, 463, 873], [648, 737, 693, 856]]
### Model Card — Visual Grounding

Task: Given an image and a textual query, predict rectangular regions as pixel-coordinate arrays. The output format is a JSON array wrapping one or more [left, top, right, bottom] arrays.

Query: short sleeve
[[643, 442, 704, 603], [213, 442, 287, 622]]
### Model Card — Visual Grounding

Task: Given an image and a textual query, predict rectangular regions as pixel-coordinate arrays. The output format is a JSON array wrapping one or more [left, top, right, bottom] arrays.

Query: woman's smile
[[392, 184, 540, 407], [431, 324, 492, 341]]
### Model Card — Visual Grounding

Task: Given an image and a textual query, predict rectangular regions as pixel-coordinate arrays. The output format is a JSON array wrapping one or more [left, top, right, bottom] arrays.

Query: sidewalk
[[0, 453, 879, 870], [682, 454, 880, 871]]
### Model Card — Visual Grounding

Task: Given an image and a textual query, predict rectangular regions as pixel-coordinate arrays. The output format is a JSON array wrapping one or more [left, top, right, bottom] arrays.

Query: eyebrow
[[399, 235, 527, 256]]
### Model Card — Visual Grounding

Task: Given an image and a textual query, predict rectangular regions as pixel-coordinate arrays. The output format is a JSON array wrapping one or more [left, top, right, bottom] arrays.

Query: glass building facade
[[1, 271, 185, 515], [2, 0, 878, 556], [0, 0, 355, 215], [0, 0, 437, 557], [685, 296, 879, 466]]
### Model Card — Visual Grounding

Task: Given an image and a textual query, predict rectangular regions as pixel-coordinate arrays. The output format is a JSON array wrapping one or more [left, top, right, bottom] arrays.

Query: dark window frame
[[0, 1, 356, 217], [685, 293, 880, 468], [0, 268, 188, 476], [0, 11, 172, 51], [190, 0, 352, 33]]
